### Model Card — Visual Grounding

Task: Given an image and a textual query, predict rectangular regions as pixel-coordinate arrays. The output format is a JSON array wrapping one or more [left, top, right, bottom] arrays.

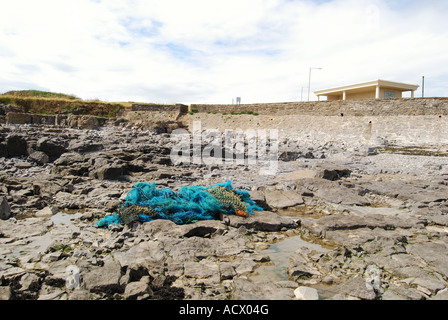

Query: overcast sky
[[1, 0, 447, 104]]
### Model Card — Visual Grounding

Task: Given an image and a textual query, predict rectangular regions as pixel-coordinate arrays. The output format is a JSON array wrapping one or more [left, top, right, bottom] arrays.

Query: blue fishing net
[[95, 181, 263, 228]]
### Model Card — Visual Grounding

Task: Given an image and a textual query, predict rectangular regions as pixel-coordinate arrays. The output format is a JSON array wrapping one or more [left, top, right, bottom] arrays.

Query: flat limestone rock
[[264, 189, 304, 209]]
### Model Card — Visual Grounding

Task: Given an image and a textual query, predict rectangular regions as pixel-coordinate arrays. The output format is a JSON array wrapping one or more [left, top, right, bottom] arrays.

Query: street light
[[308, 67, 322, 101]]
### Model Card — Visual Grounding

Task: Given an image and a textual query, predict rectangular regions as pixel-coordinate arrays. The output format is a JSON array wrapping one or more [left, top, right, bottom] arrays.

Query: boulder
[[6, 134, 27, 156], [37, 137, 67, 159], [0, 196, 11, 220], [83, 256, 123, 295], [0, 143, 7, 157], [28, 151, 50, 165], [314, 166, 351, 181], [124, 276, 151, 300], [76, 116, 107, 129]]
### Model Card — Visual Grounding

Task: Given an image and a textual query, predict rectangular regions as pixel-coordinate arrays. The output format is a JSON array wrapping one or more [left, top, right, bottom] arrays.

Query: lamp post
[[422, 76, 425, 98], [308, 67, 322, 101]]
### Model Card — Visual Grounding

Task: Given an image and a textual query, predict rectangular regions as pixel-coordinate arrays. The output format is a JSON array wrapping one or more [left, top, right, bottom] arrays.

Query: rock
[[366, 147, 379, 156], [234, 259, 257, 275], [288, 249, 321, 282], [124, 276, 151, 300], [28, 151, 50, 165], [180, 220, 227, 238], [383, 284, 425, 300], [248, 190, 271, 210], [35, 206, 59, 217], [77, 116, 101, 129], [37, 288, 66, 300], [231, 277, 295, 300], [37, 137, 67, 160], [409, 242, 448, 278], [183, 260, 219, 281], [83, 256, 123, 295], [264, 189, 304, 209], [68, 140, 103, 153], [6, 134, 27, 156], [299, 178, 369, 206], [314, 166, 351, 181], [0, 104, 22, 115], [336, 275, 377, 300], [68, 289, 94, 300], [0, 196, 11, 220], [228, 211, 298, 232], [0, 286, 12, 300], [53, 152, 85, 166], [412, 277, 446, 295], [93, 165, 127, 180], [19, 273, 41, 292], [0, 143, 7, 157], [142, 219, 179, 238], [279, 151, 302, 161], [14, 161, 32, 169], [113, 240, 166, 269], [294, 286, 319, 300], [431, 289, 448, 300]]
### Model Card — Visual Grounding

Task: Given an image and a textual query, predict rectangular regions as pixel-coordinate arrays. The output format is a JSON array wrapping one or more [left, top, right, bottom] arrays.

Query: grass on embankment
[[0, 90, 131, 118]]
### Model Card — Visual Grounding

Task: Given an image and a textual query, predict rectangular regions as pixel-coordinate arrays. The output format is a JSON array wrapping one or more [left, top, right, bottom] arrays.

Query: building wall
[[346, 91, 376, 100], [323, 88, 405, 100]]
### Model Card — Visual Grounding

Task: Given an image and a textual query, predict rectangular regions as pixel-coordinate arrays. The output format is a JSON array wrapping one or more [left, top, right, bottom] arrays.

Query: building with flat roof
[[315, 79, 419, 101]]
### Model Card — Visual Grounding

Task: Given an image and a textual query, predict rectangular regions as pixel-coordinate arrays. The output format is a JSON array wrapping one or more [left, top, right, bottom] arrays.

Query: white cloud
[[0, 0, 447, 103]]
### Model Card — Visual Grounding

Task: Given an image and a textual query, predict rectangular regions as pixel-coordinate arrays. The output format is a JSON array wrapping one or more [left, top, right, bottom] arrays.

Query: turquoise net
[[95, 181, 262, 228]]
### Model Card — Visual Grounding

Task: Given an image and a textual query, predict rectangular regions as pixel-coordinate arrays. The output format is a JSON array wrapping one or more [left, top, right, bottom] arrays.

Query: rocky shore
[[1, 119, 448, 300]]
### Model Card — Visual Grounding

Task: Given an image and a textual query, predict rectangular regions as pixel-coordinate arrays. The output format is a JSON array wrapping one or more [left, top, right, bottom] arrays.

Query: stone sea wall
[[190, 98, 448, 116], [4, 98, 448, 146], [6, 112, 109, 129], [181, 114, 448, 147]]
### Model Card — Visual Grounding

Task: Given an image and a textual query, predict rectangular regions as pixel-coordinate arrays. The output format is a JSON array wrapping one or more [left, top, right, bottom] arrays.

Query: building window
[[385, 91, 396, 98]]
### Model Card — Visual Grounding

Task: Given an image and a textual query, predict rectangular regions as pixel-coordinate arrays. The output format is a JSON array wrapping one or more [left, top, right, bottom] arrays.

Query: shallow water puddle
[[50, 212, 83, 232], [27, 212, 82, 254], [251, 235, 330, 282]]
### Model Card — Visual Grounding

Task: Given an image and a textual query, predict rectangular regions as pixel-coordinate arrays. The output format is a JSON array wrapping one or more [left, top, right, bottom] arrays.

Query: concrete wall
[[190, 98, 448, 116]]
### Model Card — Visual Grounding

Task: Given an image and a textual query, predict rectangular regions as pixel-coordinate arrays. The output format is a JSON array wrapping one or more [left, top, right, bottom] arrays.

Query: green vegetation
[[0, 89, 125, 117], [2, 90, 79, 100], [51, 243, 72, 254], [378, 145, 448, 157], [229, 110, 259, 116]]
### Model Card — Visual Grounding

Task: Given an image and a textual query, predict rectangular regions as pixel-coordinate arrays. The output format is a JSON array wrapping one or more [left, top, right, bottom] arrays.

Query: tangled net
[[95, 181, 262, 228]]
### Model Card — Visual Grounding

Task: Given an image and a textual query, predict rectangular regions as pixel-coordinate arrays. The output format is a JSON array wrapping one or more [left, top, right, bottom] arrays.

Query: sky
[[0, 0, 447, 104]]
